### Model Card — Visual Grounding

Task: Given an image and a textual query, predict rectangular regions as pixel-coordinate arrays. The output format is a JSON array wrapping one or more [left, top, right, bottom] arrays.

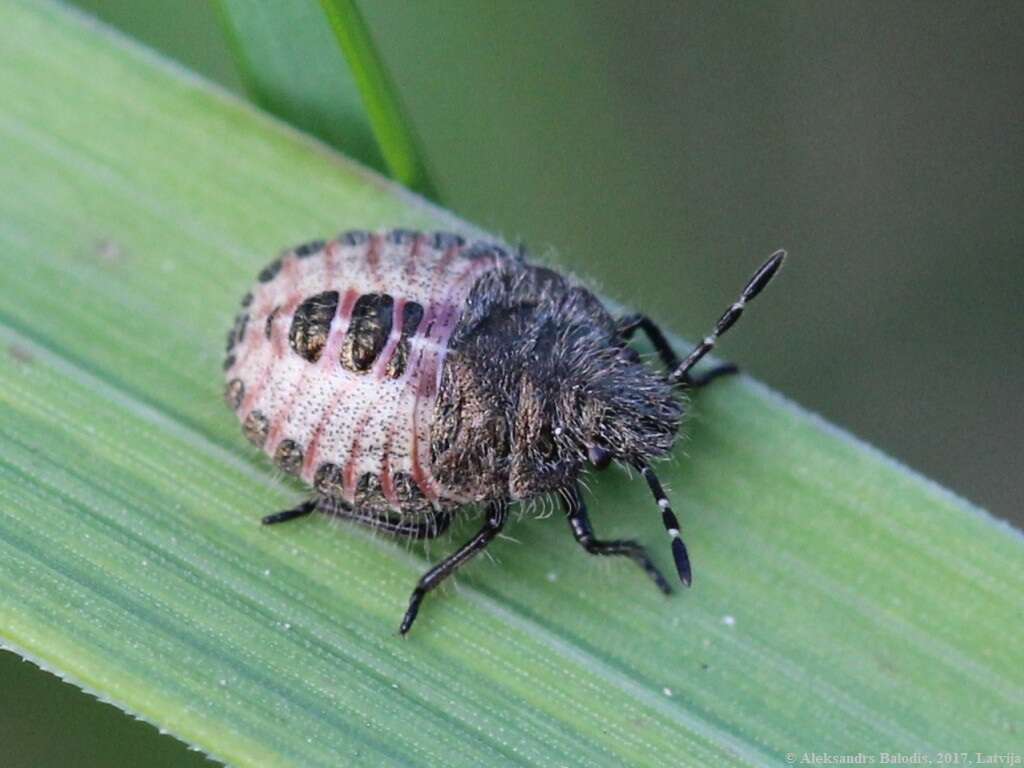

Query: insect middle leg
[[263, 497, 453, 540], [616, 313, 737, 388], [400, 500, 508, 635], [563, 483, 672, 594]]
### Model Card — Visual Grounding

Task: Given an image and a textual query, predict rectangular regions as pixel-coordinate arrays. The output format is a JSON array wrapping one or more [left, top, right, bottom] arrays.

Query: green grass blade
[[214, 0, 433, 197], [318, 0, 436, 198], [1, 3, 1022, 767]]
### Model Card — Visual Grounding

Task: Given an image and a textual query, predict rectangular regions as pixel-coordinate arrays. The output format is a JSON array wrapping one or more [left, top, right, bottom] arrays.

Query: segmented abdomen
[[223, 229, 504, 515]]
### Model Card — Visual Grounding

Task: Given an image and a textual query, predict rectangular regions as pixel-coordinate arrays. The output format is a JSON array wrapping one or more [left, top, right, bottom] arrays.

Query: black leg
[[683, 362, 739, 389], [637, 463, 692, 587], [262, 499, 316, 525], [400, 500, 509, 634], [563, 484, 672, 594], [617, 313, 681, 372], [317, 496, 453, 540], [618, 313, 740, 389], [263, 497, 453, 540]]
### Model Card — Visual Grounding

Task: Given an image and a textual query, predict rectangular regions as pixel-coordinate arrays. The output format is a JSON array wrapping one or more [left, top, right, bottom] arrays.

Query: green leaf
[[1, 3, 1022, 766], [215, 0, 434, 196]]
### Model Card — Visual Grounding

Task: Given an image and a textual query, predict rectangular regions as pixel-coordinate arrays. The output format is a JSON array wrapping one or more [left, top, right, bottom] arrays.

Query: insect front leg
[[616, 313, 738, 389], [680, 363, 739, 388], [616, 313, 680, 371], [400, 500, 508, 635], [563, 484, 672, 594]]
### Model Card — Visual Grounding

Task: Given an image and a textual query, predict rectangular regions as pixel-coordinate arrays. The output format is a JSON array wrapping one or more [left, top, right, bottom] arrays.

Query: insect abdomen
[[224, 230, 506, 515]]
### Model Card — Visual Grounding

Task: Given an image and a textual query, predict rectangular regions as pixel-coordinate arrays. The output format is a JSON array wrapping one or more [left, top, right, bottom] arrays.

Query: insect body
[[224, 229, 784, 633]]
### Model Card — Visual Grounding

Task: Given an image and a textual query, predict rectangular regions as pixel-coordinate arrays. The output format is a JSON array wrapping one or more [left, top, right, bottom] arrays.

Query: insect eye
[[619, 346, 641, 364], [588, 444, 612, 470]]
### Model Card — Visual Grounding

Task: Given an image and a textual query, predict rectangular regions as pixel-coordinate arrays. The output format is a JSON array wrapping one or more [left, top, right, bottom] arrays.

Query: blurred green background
[[3, 1, 1021, 765]]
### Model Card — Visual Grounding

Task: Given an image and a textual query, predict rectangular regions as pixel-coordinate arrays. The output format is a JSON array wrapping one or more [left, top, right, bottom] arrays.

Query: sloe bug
[[224, 229, 784, 633]]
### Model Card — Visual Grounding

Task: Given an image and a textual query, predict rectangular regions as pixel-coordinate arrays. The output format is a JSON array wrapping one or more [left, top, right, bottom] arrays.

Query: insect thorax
[[431, 261, 683, 503]]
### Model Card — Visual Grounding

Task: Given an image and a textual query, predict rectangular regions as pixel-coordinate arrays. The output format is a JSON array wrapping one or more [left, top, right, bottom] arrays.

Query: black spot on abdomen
[[341, 293, 394, 373], [274, 439, 304, 475], [355, 473, 390, 513], [386, 301, 424, 379], [387, 229, 417, 245], [258, 258, 282, 283], [289, 291, 339, 362], [430, 232, 465, 250], [294, 239, 325, 258], [243, 410, 269, 447], [226, 312, 249, 352], [314, 463, 344, 496], [339, 230, 369, 246], [462, 242, 508, 261], [393, 472, 432, 515], [224, 379, 244, 410], [265, 306, 280, 340]]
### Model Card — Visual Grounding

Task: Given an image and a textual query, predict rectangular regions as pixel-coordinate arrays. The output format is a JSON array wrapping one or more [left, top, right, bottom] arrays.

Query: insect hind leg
[[263, 497, 453, 540], [262, 499, 316, 525], [317, 496, 453, 540]]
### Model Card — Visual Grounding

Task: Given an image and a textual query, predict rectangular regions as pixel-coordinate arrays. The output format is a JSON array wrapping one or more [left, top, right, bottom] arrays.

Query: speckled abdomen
[[223, 229, 504, 515]]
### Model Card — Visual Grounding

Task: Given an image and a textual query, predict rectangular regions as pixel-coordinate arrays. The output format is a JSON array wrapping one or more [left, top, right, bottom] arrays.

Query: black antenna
[[669, 250, 786, 385]]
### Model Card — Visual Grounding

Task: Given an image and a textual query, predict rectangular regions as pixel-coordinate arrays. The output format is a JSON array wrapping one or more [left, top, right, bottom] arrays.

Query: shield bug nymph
[[224, 229, 785, 633]]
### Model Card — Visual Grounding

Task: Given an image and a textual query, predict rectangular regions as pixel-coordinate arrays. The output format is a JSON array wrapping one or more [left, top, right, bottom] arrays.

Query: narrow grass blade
[[0, 2, 1021, 766], [318, 0, 436, 198], [215, 0, 433, 196]]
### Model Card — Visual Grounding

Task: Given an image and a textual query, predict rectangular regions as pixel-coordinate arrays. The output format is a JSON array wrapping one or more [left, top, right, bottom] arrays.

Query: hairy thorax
[[430, 261, 684, 503]]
